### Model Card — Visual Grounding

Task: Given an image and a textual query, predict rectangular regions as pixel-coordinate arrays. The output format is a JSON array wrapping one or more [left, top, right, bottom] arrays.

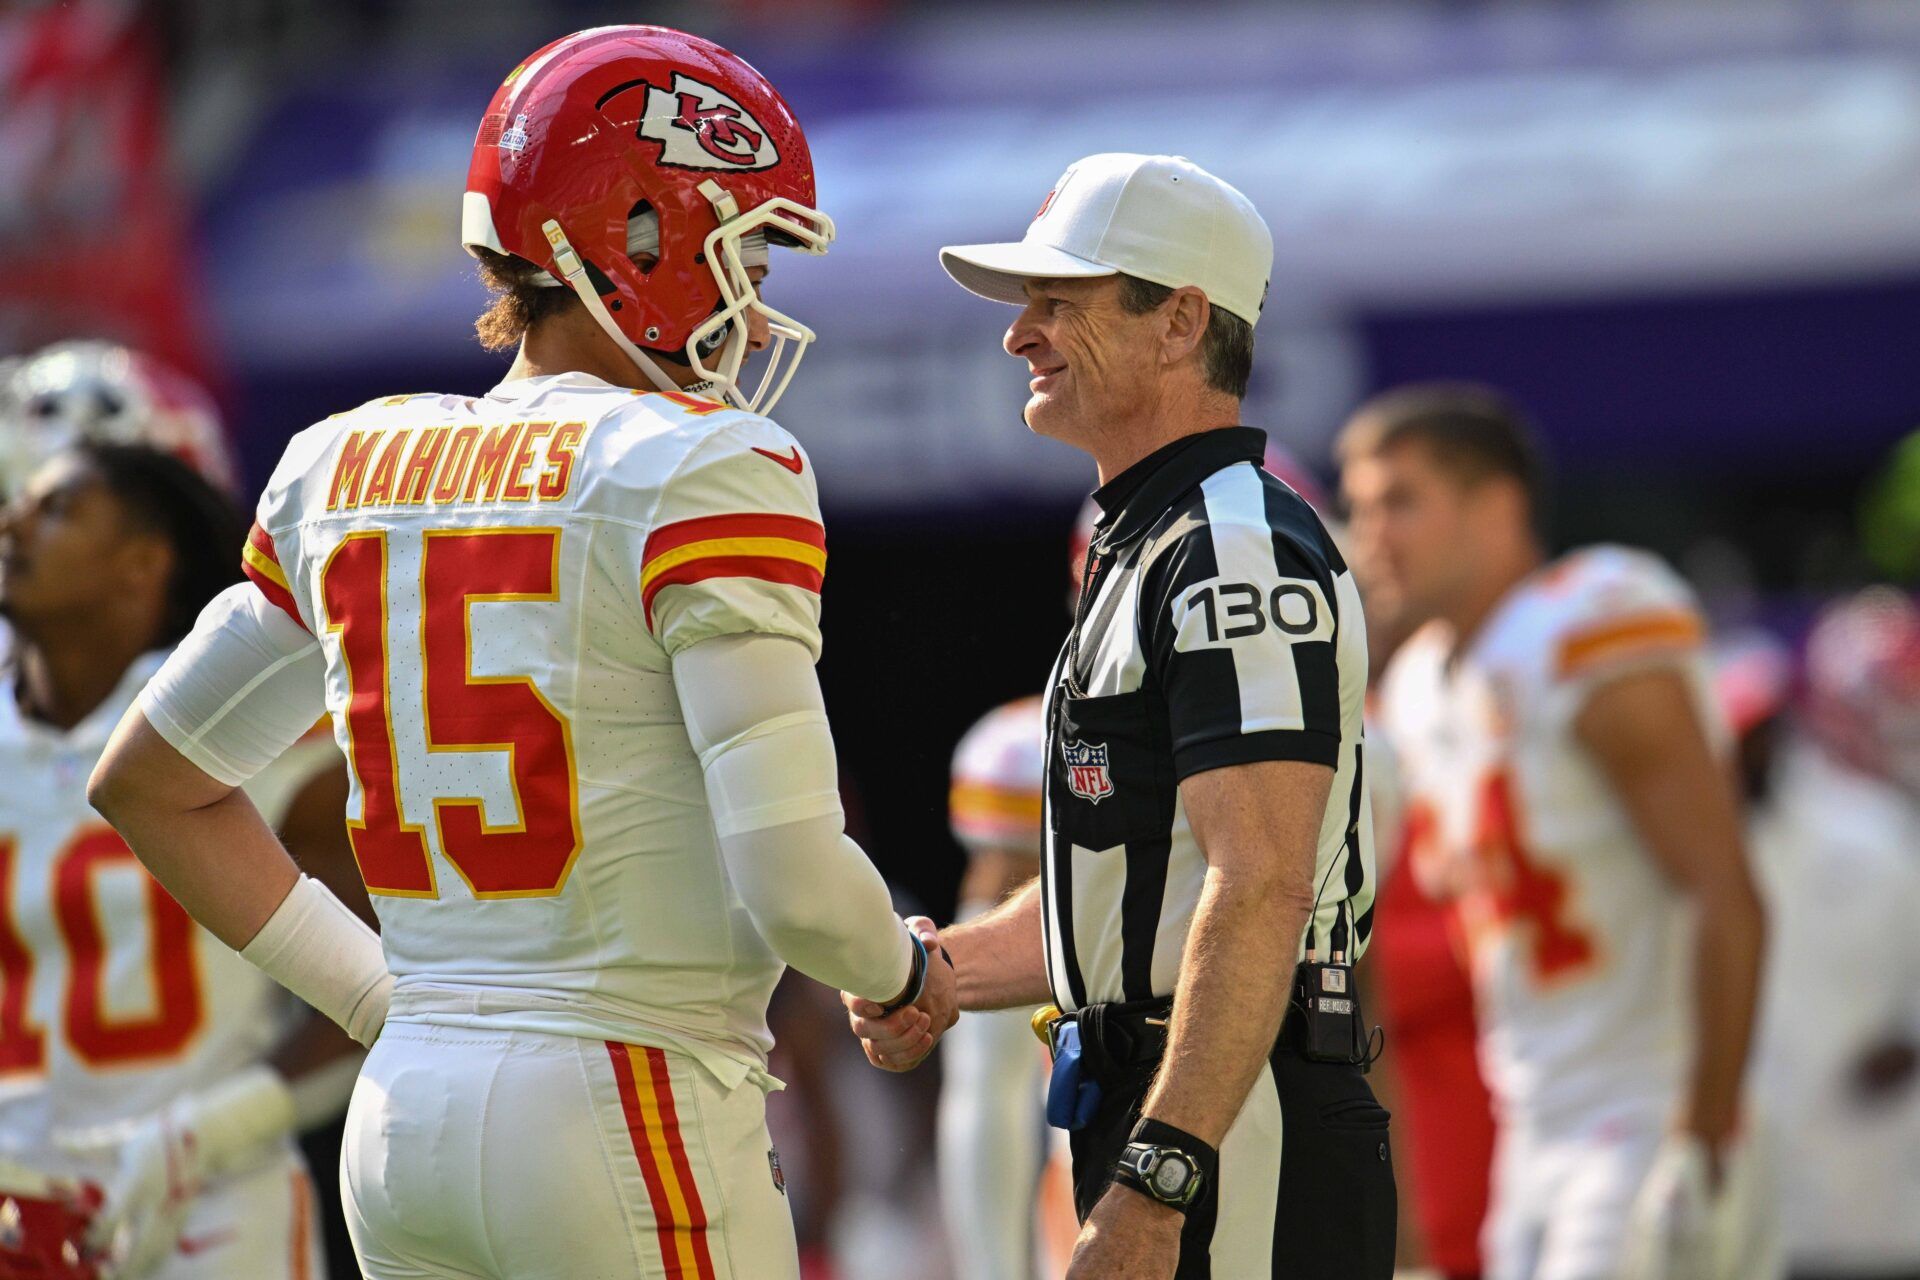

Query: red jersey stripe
[[242, 560, 310, 633], [641, 554, 825, 628], [643, 513, 824, 563]]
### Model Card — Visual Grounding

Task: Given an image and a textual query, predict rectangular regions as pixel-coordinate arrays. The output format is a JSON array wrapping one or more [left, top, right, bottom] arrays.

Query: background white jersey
[[233, 372, 829, 1088], [1380, 545, 1715, 1129], [0, 650, 331, 1176], [1752, 744, 1920, 1272], [948, 696, 1045, 858]]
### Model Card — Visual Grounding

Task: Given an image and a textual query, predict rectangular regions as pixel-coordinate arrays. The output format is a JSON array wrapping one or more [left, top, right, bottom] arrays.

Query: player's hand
[[841, 918, 957, 1071], [61, 1108, 199, 1280], [1618, 1133, 1716, 1280], [1065, 1185, 1182, 1279]]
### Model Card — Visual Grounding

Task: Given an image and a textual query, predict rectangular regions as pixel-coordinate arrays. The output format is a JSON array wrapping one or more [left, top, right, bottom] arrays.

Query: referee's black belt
[[1068, 995, 1174, 1091], [1064, 991, 1329, 1089]]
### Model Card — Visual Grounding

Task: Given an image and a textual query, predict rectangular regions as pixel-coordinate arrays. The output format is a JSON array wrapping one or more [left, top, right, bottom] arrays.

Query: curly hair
[[473, 250, 582, 351]]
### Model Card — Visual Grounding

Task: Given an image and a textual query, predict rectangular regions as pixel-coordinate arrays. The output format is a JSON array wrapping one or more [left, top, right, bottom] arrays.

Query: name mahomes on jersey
[[237, 371, 832, 1089]]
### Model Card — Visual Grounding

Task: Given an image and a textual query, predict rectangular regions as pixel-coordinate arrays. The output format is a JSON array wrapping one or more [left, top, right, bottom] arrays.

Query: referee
[[845, 154, 1395, 1278]]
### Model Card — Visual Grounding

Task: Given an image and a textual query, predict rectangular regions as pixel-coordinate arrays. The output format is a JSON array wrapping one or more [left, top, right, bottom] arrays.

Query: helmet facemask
[[539, 182, 833, 418], [685, 186, 833, 416]]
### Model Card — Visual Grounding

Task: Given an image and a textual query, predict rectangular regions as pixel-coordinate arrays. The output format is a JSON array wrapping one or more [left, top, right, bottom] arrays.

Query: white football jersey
[[1379, 545, 1716, 1129], [1751, 745, 1920, 1270], [0, 652, 331, 1175], [948, 696, 1045, 856], [233, 373, 830, 1087]]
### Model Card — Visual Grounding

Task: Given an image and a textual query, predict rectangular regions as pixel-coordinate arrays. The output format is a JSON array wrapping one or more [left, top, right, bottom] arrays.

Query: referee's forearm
[[943, 881, 1051, 1011], [1141, 869, 1313, 1146]]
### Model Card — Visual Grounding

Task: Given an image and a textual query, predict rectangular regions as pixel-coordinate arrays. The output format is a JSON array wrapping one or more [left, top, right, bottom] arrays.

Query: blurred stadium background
[[7, 0, 1920, 1276]]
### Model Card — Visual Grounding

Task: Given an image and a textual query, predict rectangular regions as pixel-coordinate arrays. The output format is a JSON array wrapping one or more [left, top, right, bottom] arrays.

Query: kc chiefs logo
[[1062, 738, 1114, 804], [634, 72, 780, 171]]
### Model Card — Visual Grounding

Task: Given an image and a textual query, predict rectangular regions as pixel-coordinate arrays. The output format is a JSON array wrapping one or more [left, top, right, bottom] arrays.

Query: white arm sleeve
[[673, 633, 913, 1003], [137, 584, 329, 787]]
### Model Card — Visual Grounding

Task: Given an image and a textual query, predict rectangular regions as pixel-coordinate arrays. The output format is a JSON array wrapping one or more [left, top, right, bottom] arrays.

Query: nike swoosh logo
[[751, 446, 805, 475]]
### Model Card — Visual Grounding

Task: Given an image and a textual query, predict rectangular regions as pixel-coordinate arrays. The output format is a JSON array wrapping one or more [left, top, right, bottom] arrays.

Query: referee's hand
[[842, 917, 957, 1071]]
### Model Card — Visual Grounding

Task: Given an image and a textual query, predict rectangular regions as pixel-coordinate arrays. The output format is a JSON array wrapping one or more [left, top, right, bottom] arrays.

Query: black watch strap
[[1112, 1118, 1219, 1215]]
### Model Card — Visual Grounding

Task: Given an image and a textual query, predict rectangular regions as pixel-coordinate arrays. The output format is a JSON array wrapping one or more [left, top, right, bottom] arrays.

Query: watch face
[[1151, 1156, 1189, 1197]]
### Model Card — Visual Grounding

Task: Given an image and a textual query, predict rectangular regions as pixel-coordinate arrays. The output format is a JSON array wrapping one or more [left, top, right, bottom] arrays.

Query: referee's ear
[[1158, 285, 1211, 370]]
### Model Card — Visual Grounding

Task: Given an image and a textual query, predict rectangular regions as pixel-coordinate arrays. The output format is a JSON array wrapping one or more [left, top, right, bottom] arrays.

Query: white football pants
[[342, 1023, 797, 1279]]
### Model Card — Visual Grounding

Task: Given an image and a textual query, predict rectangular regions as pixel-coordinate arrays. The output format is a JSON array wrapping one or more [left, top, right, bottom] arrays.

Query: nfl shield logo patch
[[1062, 739, 1114, 804]]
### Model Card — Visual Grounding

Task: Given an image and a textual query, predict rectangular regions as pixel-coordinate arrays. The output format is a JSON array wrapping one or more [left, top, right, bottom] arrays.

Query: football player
[[1, 343, 238, 500], [0, 439, 361, 1280], [86, 27, 954, 1280], [1752, 591, 1920, 1280], [940, 692, 1050, 1279], [1341, 384, 1775, 1280]]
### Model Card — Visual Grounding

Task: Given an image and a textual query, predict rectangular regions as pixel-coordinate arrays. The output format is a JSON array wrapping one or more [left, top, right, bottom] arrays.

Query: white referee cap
[[939, 153, 1273, 327]]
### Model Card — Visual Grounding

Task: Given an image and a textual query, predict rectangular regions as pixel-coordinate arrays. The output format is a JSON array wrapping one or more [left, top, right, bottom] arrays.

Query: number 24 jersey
[[1378, 545, 1718, 1129]]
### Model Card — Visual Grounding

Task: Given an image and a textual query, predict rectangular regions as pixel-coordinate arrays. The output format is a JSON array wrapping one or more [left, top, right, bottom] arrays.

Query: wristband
[[878, 929, 928, 1017], [1113, 1118, 1219, 1215]]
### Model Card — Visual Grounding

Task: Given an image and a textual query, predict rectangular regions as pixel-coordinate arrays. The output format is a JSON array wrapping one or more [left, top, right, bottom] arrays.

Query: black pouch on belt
[[1076, 995, 1174, 1094]]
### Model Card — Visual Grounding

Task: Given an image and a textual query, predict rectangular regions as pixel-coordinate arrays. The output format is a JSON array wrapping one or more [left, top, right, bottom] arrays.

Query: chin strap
[[541, 220, 686, 396]]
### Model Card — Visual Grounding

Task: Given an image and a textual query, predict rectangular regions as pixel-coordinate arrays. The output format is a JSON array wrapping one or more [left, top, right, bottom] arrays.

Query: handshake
[[840, 916, 961, 1072]]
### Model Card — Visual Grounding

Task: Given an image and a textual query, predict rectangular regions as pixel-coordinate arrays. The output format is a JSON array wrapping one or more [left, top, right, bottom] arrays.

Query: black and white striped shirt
[[1041, 427, 1374, 1012]]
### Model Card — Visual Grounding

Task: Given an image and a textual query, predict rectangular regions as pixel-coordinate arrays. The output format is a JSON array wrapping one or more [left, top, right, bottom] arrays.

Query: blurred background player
[[1342, 383, 1774, 1280], [0, 433, 363, 1279], [0, 343, 237, 501], [89, 26, 955, 1280], [940, 690, 1049, 1279], [1750, 590, 1920, 1280]]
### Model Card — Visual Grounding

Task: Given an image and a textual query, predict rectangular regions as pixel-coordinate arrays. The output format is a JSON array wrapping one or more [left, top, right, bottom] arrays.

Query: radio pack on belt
[[1292, 958, 1383, 1067]]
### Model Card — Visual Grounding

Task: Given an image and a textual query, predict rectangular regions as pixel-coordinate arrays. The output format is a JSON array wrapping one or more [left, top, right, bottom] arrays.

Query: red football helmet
[[0, 342, 236, 498], [1803, 587, 1920, 796], [462, 26, 832, 415], [0, 1161, 103, 1280]]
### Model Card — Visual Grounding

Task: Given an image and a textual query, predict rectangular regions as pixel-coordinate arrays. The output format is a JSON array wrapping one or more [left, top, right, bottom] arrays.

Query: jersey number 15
[[321, 527, 582, 900]]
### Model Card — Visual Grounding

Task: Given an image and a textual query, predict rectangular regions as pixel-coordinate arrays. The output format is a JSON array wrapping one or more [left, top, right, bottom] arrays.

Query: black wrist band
[[878, 930, 928, 1017], [1114, 1118, 1220, 1212]]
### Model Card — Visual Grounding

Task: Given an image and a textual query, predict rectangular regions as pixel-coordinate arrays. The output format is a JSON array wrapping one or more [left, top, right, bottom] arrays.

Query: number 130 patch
[[1170, 576, 1330, 651]]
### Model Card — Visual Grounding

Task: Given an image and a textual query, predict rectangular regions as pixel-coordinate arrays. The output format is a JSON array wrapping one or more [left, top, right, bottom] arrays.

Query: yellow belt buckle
[[1031, 1004, 1064, 1049]]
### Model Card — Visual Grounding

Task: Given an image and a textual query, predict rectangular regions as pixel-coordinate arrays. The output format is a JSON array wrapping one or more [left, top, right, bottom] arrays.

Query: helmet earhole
[[645, 326, 661, 342], [610, 301, 622, 312]]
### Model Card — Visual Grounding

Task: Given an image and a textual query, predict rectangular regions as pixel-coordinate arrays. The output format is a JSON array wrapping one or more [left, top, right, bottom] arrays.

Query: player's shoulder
[[953, 695, 1047, 783], [1501, 544, 1704, 680], [578, 392, 811, 499]]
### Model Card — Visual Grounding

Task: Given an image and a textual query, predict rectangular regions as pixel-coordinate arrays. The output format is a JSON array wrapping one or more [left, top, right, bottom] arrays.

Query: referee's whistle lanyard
[[1063, 538, 1106, 698]]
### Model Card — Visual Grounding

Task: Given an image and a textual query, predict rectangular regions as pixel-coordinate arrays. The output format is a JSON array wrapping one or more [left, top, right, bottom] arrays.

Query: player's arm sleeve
[[640, 418, 827, 660], [137, 583, 329, 788], [1144, 517, 1346, 780], [672, 631, 913, 1003]]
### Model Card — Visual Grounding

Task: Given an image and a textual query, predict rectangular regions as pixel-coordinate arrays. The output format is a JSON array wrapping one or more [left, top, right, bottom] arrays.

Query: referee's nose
[[1005, 295, 1047, 362]]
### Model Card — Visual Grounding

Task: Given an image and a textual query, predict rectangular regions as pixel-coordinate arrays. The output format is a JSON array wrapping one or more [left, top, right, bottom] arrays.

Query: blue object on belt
[[1045, 1020, 1103, 1131]]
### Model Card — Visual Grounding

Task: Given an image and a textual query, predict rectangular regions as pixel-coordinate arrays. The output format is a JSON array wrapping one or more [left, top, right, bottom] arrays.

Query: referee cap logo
[[1062, 738, 1114, 804]]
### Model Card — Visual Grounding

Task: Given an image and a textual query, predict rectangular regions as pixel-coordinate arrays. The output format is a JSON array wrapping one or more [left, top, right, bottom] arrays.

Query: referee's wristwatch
[[1112, 1119, 1217, 1215]]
